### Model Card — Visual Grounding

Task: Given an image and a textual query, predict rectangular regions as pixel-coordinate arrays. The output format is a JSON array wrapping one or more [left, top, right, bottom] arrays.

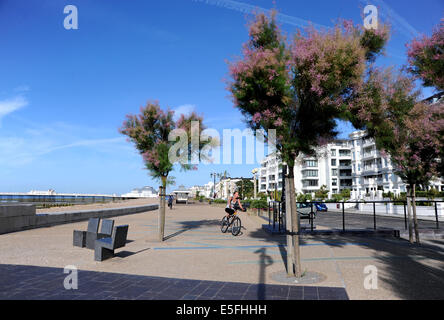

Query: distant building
[[257, 129, 443, 199], [172, 185, 191, 204], [350, 130, 444, 198], [189, 182, 213, 198], [259, 140, 353, 196], [28, 189, 56, 195], [121, 186, 158, 198], [214, 177, 253, 200]]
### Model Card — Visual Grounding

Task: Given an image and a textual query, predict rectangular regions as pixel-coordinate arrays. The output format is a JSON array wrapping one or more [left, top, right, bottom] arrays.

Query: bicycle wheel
[[231, 217, 241, 236], [221, 216, 229, 233]]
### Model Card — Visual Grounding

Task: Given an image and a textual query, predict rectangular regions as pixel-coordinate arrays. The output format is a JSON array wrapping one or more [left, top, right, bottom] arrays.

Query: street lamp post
[[251, 168, 258, 199], [210, 172, 217, 199]]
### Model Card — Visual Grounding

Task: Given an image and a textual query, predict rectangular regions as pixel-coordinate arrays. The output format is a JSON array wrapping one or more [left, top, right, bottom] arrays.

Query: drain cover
[[271, 271, 326, 285]]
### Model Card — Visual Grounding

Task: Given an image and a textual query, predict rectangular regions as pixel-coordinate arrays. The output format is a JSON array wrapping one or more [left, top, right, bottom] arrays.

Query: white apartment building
[[350, 130, 444, 197], [259, 140, 353, 196], [349, 130, 405, 198], [214, 177, 253, 199], [189, 182, 214, 198], [258, 153, 283, 194], [258, 130, 443, 199]]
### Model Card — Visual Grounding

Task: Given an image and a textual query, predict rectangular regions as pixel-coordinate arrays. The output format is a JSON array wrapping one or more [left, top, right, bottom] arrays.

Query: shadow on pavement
[[163, 219, 221, 241], [254, 247, 273, 300], [247, 224, 444, 299]]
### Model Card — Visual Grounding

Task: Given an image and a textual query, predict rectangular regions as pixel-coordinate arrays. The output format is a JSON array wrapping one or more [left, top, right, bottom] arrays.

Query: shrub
[[296, 193, 312, 202], [251, 199, 268, 209]]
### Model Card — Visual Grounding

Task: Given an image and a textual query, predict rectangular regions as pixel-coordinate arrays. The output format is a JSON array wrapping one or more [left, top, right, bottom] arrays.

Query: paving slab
[[0, 203, 443, 300]]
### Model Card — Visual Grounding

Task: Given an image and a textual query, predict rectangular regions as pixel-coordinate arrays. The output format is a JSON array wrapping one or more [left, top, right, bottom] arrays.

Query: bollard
[[373, 202, 376, 230]]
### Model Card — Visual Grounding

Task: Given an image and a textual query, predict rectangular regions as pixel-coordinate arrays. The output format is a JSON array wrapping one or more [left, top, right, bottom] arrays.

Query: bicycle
[[221, 208, 245, 236]]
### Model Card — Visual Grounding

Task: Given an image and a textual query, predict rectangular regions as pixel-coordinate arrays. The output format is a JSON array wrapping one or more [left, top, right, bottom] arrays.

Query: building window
[[332, 178, 337, 186], [331, 149, 336, 156], [332, 169, 338, 176], [303, 170, 318, 177], [331, 159, 336, 166], [303, 180, 318, 187], [339, 150, 351, 156], [305, 160, 318, 167]]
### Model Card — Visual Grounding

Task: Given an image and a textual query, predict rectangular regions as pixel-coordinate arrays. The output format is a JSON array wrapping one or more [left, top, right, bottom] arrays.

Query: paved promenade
[[0, 203, 443, 300], [0, 264, 347, 300]]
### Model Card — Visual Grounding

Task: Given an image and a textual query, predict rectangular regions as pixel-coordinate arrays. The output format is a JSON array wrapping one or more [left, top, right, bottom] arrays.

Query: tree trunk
[[287, 165, 302, 278], [284, 173, 294, 277], [158, 176, 167, 242], [412, 184, 420, 244], [407, 185, 414, 244]]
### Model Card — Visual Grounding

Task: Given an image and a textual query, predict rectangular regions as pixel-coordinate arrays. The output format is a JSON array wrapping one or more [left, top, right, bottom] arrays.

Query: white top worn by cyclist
[[225, 191, 244, 217]]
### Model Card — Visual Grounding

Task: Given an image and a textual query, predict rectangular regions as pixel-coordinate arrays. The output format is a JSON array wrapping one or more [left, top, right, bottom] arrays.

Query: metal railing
[[266, 199, 443, 233]]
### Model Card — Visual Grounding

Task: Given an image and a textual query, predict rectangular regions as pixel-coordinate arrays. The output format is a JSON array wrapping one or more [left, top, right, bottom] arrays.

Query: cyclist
[[225, 191, 245, 218]]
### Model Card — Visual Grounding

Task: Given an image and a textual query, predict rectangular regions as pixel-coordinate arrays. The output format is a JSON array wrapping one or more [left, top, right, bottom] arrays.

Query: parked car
[[314, 202, 328, 212], [296, 202, 317, 216]]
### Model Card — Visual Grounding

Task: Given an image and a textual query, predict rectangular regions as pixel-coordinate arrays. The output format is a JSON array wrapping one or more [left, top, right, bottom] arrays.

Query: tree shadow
[[115, 247, 151, 258], [247, 220, 444, 299], [254, 247, 273, 300], [163, 219, 221, 241]]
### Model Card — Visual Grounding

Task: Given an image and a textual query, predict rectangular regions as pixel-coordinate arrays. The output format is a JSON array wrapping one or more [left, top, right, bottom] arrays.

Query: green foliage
[[296, 193, 312, 202], [331, 193, 344, 202], [120, 101, 211, 187], [228, 13, 389, 168], [340, 188, 351, 199], [250, 199, 268, 209], [407, 21, 444, 90], [235, 179, 254, 199], [257, 192, 268, 200], [315, 185, 329, 199]]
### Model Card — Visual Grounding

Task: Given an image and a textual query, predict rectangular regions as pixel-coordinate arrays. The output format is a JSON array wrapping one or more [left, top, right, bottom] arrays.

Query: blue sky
[[0, 0, 442, 194]]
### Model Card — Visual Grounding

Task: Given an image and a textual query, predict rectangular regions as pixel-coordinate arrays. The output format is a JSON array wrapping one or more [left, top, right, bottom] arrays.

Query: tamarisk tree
[[227, 12, 388, 277], [351, 69, 444, 244], [406, 19, 444, 91], [406, 19, 444, 177], [120, 101, 211, 241]]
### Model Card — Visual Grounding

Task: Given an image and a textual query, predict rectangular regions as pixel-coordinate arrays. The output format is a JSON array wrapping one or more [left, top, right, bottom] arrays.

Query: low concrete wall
[[0, 204, 158, 235]]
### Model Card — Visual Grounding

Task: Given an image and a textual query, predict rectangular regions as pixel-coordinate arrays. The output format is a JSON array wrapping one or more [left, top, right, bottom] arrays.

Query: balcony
[[361, 151, 378, 160], [362, 139, 375, 148], [338, 151, 351, 158], [362, 166, 382, 175], [338, 162, 351, 168]]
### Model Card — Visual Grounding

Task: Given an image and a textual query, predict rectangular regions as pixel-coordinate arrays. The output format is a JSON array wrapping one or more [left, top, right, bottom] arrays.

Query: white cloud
[[173, 104, 196, 121], [0, 96, 28, 122], [0, 117, 132, 169], [193, 0, 328, 29]]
